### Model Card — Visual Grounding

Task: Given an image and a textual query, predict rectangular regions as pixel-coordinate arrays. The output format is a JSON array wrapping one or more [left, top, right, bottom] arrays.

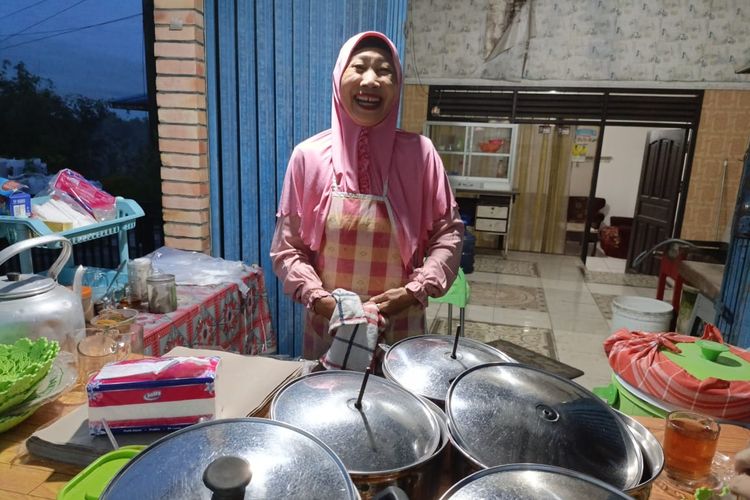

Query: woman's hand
[[730, 447, 750, 498], [369, 287, 418, 317], [314, 296, 337, 320]]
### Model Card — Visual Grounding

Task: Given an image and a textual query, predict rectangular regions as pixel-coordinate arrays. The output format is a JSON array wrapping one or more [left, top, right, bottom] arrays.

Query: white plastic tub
[[611, 296, 673, 333]]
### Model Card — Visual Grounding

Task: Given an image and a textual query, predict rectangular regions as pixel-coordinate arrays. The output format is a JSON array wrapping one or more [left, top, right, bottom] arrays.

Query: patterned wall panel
[[405, 0, 750, 85]]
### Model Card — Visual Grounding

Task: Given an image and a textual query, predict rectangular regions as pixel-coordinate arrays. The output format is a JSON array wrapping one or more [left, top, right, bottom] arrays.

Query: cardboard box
[[87, 356, 219, 435], [0, 179, 31, 217]]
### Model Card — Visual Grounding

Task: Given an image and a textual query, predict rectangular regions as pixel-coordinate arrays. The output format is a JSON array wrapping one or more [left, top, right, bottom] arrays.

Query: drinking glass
[[108, 323, 144, 356], [663, 410, 720, 486], [77, 333, 129, 384]]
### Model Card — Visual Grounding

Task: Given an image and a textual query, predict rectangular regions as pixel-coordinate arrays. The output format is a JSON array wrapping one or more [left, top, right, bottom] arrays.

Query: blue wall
[[205, 0, 408, 356]]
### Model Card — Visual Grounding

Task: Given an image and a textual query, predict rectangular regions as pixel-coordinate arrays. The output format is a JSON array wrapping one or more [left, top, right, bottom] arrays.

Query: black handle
[[202, 456, 252, 500], [355, 367, 371, 410], [450, 325, 461, 359]]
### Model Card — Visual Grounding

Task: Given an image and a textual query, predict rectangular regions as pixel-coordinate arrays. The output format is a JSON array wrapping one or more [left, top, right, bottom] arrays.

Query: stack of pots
[[97, 333, 663, 499], [100, 418, 360, 499], [270, 371, 449, 499], [379, 335, 663, 499]]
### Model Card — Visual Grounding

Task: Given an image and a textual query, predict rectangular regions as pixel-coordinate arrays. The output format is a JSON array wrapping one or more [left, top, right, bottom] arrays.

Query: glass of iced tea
[[663, 410, 720, 486]]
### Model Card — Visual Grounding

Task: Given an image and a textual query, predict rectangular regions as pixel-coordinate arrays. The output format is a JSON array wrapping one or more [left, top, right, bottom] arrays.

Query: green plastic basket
[[594, 374, 667, 419]]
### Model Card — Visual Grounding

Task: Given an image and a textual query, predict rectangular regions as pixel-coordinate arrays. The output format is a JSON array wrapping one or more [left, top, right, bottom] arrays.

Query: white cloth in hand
[[320, 289, 383, 371]]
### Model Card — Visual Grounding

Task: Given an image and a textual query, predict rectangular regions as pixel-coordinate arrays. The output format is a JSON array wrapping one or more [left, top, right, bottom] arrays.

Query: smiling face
[[339, 46, 397, 127]]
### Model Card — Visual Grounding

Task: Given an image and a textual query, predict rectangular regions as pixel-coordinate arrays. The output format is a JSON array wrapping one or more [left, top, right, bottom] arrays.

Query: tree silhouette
[[0, 59, 158, 204]]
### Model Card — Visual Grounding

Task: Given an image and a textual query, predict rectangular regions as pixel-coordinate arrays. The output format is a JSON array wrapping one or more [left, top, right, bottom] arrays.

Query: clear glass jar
[[147, 273, 177, 314]]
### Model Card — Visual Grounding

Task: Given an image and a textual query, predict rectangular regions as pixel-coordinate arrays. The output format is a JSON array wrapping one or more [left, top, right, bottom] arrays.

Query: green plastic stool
[[429, 268, 470, 336]]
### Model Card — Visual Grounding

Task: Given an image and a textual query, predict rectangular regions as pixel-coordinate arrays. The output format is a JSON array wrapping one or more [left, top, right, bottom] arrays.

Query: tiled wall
[[400, 85, 429, 134], [682, 90, 750, 241]]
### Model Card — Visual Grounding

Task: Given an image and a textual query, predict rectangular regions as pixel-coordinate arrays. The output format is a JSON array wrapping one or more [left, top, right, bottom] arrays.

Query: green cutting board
[[663, 342, 750, 381]]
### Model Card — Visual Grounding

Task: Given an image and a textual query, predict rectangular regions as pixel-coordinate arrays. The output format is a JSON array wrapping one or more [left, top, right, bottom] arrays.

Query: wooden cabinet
[[424, 121, 518, 255]]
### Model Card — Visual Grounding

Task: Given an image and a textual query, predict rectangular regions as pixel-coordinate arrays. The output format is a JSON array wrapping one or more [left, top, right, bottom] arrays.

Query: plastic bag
[[150, 247, 253, 295], [39, 168, 116, 222]]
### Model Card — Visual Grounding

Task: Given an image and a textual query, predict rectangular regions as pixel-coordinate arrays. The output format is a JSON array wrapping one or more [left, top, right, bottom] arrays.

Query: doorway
[[588, 126, 688, 274]]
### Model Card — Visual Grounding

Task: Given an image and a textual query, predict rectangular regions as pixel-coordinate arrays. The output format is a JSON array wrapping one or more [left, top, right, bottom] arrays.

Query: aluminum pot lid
[[440, 464, 631, 500], [0, 273, 55, 300], [383, 334, 515, 402], [446, 363, 643, 491], [271, 371, 441, 474], [100, 418, 358, 500]]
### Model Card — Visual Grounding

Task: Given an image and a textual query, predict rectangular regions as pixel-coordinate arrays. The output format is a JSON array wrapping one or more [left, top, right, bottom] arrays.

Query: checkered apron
[[304, 178, 425, 360]]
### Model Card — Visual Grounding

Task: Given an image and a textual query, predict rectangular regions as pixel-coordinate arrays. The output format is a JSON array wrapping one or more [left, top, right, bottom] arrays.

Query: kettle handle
[[0, 235, 73, 281]]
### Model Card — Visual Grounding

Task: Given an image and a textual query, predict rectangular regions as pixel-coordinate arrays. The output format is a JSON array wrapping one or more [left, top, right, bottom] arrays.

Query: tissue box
[[86, 356, 219, 435]]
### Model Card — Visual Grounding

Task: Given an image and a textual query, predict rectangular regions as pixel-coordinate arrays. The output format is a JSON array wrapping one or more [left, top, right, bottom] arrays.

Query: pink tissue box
[[86, 356, 219, 435]]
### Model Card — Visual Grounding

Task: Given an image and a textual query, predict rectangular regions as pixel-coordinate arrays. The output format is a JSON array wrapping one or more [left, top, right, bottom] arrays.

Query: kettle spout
[[73, 265, 85, 297]]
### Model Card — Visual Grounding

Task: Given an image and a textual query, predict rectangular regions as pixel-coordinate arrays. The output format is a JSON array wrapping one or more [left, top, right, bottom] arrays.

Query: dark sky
[[0, 0, 145, 100]]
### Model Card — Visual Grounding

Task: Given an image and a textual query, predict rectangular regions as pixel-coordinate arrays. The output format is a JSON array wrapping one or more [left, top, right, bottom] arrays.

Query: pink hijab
[[277, 31, 456, 267]]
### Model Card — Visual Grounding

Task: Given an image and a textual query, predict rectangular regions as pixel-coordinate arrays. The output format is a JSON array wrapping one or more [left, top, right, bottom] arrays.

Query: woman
[[271, 31, 463, 360]]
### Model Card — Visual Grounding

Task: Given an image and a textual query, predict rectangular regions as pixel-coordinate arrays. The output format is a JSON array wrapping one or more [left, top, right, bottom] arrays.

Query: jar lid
[[101, 418, 358, 499], [382, 334, 514, 402], [146, 273, 174, 283], [441, 464, 631, 499], [446, 363, 643, 490], [271, 371, 441, 473]]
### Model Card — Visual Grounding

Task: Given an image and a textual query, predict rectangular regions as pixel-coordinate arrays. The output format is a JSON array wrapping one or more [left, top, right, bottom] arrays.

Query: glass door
[[428, 124, 467, 176], [467, 125, 513, 180]]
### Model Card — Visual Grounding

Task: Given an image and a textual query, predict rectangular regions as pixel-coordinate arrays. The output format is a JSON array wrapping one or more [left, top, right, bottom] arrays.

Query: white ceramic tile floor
[[435, 252, 671, 391]]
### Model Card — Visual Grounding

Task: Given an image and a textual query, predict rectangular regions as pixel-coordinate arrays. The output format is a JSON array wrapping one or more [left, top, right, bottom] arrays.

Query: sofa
[[599, 216, 633, 259]]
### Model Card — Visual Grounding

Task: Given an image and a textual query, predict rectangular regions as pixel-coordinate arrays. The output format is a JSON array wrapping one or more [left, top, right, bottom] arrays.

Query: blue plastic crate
[[0, 196, 143, 245], [0, 197, 144, 273]]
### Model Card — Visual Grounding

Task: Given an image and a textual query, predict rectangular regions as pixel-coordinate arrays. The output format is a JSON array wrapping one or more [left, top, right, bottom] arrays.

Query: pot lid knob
[[202, 456, 252, 500], [6, 272, 20, 282]]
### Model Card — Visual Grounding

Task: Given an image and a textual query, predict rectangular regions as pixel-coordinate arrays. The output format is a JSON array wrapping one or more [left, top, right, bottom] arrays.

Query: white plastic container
[[611, 296, 673, 333]]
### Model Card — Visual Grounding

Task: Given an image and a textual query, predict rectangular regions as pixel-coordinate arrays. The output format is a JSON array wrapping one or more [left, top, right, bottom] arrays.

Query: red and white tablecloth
[[134, 265, 275, 356]]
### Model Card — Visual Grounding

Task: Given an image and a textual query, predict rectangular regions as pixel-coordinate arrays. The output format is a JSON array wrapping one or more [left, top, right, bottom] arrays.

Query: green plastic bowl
[[58, 446, 145, 500]]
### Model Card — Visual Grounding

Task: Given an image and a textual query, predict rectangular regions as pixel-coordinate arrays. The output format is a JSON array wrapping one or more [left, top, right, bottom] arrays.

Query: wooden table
[[635, 416, 749, 499], [1, 396, 749, 499], [0, 389, 89, 499]]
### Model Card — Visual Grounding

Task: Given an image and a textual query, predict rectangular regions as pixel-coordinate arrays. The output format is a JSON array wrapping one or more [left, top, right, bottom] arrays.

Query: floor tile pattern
[[582, 269, 659, 288], [591, 293, 616, 320], [467, 281, 548, 312], [474, 255, 540, 277], [431, 318, 555, 359]]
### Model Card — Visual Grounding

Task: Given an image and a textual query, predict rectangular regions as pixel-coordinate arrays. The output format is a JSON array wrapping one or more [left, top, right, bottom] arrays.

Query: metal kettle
[[0, 235, 86, 352]]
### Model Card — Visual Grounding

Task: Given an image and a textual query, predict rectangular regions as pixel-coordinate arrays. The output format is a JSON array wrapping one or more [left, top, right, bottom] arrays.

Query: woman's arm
[[270, 214, 334, 316], [405, 206, 464, 305], [370, 207, 463, 315]]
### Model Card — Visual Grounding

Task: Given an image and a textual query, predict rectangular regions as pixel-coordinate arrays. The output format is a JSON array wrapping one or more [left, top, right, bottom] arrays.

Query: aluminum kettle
[[0, 235, 86, 352]]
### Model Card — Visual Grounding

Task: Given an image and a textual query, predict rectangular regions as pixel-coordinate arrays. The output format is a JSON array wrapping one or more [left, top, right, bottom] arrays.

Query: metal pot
[[440, 464, 631, 499], [100, 418, 359, 499], [615, 411, 665, 499], [270, 371, 446, 499], [0, 235, 85, 353], [445, 363, 644, 492], [382, 334, 514, 407]]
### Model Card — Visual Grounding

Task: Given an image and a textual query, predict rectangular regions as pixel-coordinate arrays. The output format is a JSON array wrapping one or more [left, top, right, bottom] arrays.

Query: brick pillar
[[153, 0, 210, 253]]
